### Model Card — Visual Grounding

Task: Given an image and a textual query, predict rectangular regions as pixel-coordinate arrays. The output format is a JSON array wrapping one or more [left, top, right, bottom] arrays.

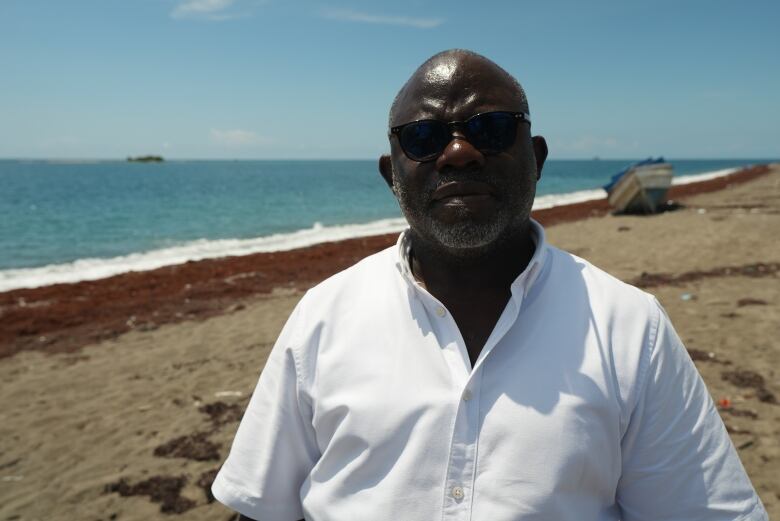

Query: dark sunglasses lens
[[400, 121, 450, 161], [466, 112, 518, 153]]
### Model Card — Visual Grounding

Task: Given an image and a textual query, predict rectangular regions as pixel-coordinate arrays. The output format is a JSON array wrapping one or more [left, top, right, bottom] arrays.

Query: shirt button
[[451, 486, 464, 500], [462, 389, 472, 401], [435, 306, 446, 317]]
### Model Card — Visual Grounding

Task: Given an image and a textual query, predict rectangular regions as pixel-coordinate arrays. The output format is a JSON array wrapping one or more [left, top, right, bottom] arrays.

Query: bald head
[[389, 49, 529, 127]]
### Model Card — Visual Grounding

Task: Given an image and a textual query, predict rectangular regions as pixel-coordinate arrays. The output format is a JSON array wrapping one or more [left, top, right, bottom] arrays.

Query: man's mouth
[[431, 181, 496, 205]]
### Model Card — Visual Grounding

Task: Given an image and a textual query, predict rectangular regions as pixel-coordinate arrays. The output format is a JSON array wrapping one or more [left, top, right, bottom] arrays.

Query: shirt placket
[[434, 288, 526, 521], [441, 367, 482, 521], [418, 291, 524, 521], [409, 291, 472, 520]]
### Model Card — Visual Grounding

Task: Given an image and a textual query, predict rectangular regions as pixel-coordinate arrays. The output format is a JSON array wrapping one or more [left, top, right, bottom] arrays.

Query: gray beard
[[401, 198, 509, 250], [393, 171, 532, 254]]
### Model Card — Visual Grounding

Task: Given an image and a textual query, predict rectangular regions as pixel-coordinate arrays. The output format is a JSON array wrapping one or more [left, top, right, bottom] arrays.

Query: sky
[[1, 0, 778, 160]]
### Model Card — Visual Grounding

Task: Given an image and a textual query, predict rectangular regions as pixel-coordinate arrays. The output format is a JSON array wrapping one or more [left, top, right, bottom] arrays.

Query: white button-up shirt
[[213, 220, 766, 521]]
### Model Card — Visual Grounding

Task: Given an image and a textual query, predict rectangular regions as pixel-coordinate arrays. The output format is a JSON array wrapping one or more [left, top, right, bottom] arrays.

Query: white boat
[[604, 158, 674, 214]]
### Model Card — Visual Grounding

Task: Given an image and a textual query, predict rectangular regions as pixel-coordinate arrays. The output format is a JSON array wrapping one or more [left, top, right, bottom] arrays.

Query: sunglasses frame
[[389, 111, 531, 162]]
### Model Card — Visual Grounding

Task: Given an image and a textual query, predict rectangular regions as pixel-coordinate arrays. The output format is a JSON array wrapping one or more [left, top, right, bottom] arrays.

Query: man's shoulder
[[543, 245, 658, 317], [547, 245, 653, 297]]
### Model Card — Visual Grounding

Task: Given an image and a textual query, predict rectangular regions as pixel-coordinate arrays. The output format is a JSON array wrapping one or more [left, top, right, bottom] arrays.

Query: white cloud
[[321, 8, 443, 29], [210, 128, 273, 147], [171, 0, 238, 20]]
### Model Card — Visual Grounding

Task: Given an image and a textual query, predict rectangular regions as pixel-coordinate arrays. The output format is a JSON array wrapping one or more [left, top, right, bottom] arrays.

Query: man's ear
[[378, 154, 395, 191], [531, 136, 548, 180]]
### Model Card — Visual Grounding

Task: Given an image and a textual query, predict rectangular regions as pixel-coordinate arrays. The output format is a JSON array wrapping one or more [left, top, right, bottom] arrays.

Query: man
[[212, 50, 766, 520]]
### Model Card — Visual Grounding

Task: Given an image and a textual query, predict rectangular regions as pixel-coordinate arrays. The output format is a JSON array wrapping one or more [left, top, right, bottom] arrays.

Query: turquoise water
[[0, 159, 770, 282]]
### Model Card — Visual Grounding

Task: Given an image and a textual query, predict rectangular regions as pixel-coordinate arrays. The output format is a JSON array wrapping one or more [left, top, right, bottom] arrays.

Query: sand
[[0, 165, 777, 520]]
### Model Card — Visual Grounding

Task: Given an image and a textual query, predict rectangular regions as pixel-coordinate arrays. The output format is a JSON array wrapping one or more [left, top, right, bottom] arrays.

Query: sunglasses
[[389, 111, 531, 162]]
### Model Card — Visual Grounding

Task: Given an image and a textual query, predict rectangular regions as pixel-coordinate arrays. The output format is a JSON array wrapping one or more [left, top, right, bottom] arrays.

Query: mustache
[[427, 170, 501, 194]]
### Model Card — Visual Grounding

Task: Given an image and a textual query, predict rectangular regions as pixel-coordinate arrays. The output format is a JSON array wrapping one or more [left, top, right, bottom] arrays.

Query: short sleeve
[[617, 299, 767, 521], [212, 302, 320, 521]]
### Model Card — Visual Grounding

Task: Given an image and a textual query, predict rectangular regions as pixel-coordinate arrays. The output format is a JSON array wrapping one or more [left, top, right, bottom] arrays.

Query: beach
[[0, 164, 777, 519]]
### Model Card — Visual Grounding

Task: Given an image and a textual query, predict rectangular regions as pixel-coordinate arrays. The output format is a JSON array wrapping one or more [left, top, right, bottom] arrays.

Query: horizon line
[[2, 156, 778, 163]]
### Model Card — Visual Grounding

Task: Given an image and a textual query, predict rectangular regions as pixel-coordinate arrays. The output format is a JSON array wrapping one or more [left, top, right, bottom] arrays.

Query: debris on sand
[[153, 432, 221, 461], [688, 349, 729, 364], [755, 387, 778, 404], [197, 468, 220, 503], [737, 298, 768, 307], [725, 408, 759, 419], [199, 401, 243, 429], [721, 369, 778, 404], [104, 475, 195, 514], [632, 262, 780, 289], [724, 423, 753, 435], [722, 369, 765, 388]]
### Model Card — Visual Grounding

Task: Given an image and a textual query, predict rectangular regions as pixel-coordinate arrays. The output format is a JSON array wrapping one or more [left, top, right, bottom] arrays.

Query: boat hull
[[607, 163, 673, 214]]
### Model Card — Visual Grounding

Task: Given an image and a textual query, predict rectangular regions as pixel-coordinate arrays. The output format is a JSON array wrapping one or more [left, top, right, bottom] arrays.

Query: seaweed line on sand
[[632, 262, 780, 289]]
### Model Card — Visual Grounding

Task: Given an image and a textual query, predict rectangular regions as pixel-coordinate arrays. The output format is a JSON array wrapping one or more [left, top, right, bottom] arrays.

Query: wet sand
[[0, 164, 777, 520]]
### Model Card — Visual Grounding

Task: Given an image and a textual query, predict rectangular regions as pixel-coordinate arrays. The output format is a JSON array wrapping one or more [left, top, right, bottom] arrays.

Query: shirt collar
[[395, 218, 548, 297]]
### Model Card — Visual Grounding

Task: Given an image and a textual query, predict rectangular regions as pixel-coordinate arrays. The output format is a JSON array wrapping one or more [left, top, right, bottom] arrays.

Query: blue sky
[[1, 0, 778, 160]]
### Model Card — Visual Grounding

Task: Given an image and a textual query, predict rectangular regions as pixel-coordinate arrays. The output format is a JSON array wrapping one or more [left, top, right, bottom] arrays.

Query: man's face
[[385, 55, 545, 256]]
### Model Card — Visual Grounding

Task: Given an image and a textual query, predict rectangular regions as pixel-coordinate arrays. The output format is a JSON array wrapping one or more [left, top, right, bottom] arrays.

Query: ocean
[[0, 159, 769, 291]]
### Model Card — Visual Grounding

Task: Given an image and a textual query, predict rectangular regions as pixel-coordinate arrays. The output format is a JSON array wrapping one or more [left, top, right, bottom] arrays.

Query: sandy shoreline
[[0, 164, 778, 519]]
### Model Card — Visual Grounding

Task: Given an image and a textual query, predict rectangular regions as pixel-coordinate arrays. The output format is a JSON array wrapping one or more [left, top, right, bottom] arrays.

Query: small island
[[127, 155, 164, 163]]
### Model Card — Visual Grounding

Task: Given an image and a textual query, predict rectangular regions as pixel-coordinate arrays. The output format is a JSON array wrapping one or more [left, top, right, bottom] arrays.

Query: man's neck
[[408, 222, 536, 296], [408, 222, 536, 365]]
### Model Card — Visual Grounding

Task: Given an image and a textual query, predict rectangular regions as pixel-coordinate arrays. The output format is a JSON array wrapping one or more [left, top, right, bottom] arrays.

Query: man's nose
[[435, 134, 486, 173]]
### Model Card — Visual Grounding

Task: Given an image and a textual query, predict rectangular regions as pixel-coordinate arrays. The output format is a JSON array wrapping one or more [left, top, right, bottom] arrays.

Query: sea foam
[[0, 167, 745, 292], [0, 218, 407, 292], [671, 167, 740, 185]]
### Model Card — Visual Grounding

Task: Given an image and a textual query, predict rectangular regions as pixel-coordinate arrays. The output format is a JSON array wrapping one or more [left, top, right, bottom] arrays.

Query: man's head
[[379, 49, 547, 258]]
